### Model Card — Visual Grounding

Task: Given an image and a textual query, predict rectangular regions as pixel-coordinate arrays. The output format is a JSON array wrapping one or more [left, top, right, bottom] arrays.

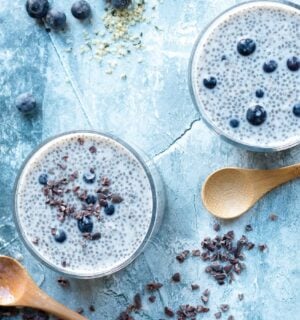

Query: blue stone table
[[0, 0, 299, 319]]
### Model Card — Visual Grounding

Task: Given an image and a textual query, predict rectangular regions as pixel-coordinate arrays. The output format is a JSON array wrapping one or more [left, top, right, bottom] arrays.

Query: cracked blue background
[[0, 0, 299, 319]]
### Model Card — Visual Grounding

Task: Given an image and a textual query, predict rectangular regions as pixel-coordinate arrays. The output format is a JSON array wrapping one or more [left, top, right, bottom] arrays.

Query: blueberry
[[53, 229, 67, 243], [237, 39, 256, 56], [71, 0, 91, 20], [246, 105, 267, 126], [83, 172, 96, 184], [293, 103, 300, 117], [45, 9, 67, 30], [38, 173, 48, 185], [203, 77, 217, 89], [229, 119, 240, 128], [86, 194, 97, 205], [78, 216, 93, 233], [255, 89, 264, 98], [263, 60, 278, 73], [15, 93, 37, 114], [104, 204, 115, 216], [287, 56, 300, 72], [26, 0, 49, 18], [111, 0, 131, 9]]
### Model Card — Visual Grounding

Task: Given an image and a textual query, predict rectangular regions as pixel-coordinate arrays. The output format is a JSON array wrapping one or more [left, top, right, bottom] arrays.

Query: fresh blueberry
[[111, 0, 131, 9], [203, 77, 217, 89], [26, 0, 49, 18], [104, 204, 115, 216], [255, 89, 264, 98], [263, 60, 278, 73], [78, 216, 93, 233], [246, 105, 267, 126], [287, 56, 300, 72], [53, 229, 67, 243], [45, 9, 67, 30], [86, 194, 97, 205], [237, 39, 256, 56], [15, 93, 37, 114], [229, 119, 240, 128], [38, 173, 48, 185], [83, 172, 96, 184], [293, 103, 300, 117], [71, 0, 91, 20]]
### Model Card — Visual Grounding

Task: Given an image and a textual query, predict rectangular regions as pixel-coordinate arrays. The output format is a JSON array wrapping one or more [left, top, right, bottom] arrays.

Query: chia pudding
[[190, 1, 300, 150], [15, 132, 160, 277]]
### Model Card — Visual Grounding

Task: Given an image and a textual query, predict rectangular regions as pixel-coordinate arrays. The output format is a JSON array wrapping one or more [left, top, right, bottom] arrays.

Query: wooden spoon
[[202, 164, 300, 219], [0, 256, 87, 320]]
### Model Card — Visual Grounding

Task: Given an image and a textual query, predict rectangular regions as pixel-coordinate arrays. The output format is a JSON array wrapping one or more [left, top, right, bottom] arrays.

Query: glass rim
[[188, 0, 300, 152], [13, 130, 159, 279]]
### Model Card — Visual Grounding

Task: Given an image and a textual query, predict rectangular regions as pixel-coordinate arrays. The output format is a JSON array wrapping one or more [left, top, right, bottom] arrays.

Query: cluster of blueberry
[[203, 38, 300, 128], [25, 0, 131, 30], [38, 169, 122, 244]]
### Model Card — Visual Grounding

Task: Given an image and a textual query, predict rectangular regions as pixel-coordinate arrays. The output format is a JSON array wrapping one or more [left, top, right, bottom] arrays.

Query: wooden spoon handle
[[254, 164, 300, 193], [20, 286, 87, 320]]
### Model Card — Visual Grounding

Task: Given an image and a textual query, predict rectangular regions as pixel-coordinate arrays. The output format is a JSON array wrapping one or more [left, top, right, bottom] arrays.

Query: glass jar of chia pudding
[[14, 131, 164, 278], [189, 0, 300, 151]]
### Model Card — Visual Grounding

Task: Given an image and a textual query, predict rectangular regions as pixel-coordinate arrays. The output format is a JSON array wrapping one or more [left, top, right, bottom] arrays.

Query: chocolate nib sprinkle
[[258, 244, 267, 251], [220, 304, 229, 312], [148, 295, 156, 303], [111, 194, 124, 204], [101, 176, 110, 186], [89, 305, 95, 312], [117, 311, 134, 320], [176, 250, 190, 263], [238, 293, 244, 301], [213, 223, 221, 232], [146, 282, 163, 291], [228, 316, 234, 320], [203, 288, 210, 297], [76, 308, 84, 314], [77, 137, 85, 145], [269, 213, 278, 221], [92, 232, 101, 241], [32, 237, 39, 245], [215, 312, 222, 319], [89, 146, 97, 153], [133, 293, 142, 310], [171, 272, 181, 282], [57, 277, 70, 288], [191, 284, 199, 290], [245, 224, 253, 232], [164, 307, 175, 317]]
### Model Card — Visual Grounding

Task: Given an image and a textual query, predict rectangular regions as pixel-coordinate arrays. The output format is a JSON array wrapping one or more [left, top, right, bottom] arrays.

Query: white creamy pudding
[[15, 132, 156, 277], [190, 1, 300, 150]]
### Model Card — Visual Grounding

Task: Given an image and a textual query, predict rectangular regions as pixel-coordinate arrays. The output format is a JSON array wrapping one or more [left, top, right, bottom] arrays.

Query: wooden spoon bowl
[[202, 164, 300, 219]]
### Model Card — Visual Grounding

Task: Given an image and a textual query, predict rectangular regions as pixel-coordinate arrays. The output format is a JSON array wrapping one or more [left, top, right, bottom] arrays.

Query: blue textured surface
[[0, 0, 300, 319]]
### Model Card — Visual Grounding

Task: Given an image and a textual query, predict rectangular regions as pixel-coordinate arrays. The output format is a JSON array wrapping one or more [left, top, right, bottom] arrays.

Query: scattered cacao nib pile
[[116, 223, 271, 319], [177, 228, 261, 285]]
